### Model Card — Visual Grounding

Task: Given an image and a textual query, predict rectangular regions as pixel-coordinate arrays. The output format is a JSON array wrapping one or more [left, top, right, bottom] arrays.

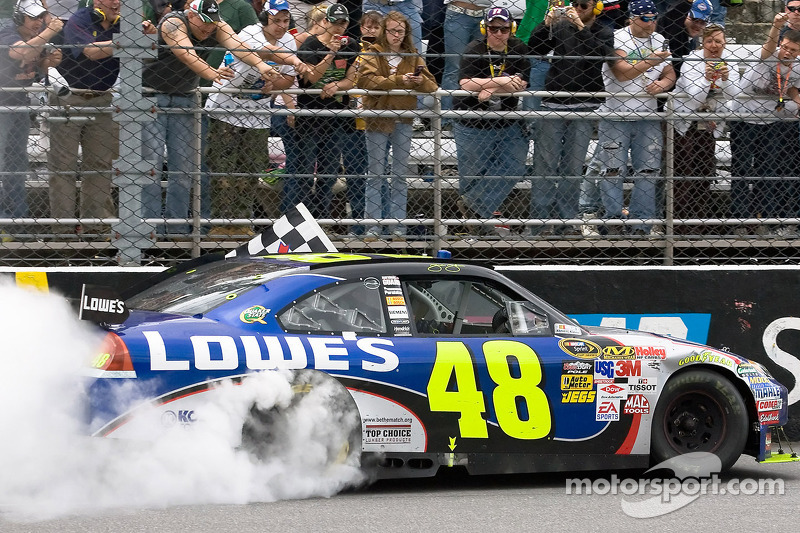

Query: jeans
[[142, 93, 210, 234], [530, 114, 594, 227], [271, 107, 300, 214], [591, 119, 662, 232], [441, 8, 484, 114], [522, 59, 551, 116], [0, 110, 30, 218], [342, 128, 367, 233], [365, 123, 413, 235], [362, 0, 423, 52], [454, 121, 528, 218], [291, 117, 347, 219]]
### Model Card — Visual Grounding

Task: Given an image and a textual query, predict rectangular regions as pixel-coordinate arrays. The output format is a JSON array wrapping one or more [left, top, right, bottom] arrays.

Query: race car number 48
[[426, 340, 551, 440]]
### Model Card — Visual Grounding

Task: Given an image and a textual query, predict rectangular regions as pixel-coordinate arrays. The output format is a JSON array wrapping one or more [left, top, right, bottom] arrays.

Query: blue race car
[[87, 253, 796, 478]]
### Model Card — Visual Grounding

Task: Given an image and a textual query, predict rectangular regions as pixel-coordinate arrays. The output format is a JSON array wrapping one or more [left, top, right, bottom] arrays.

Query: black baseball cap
[[325, 3, 349, 22], [187, 0, 220, 23]]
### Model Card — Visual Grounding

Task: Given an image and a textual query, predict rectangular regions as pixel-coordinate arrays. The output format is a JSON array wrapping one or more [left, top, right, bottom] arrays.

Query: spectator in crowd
[[587, 0, 675, 236], [672, 23, 732, 235], [292, 3, 360, 218], [142, 0, 279, 237], [340, 9, 383, 236], [48, 0, 120, 239], [296, 3, 325, 43], [516, 0, 547, 115], [205, 0, 308, 237], [454, 6, 529, 235], [769, 0, 800, 44], [289, 0, 329, 33], [0, 0, 62, 230], [143, 0, 183, 33], [294, 2, 327, 46], [440, 0, 490, 121], [657, 0, 712, 79], [730, 27, 800, 237], [527, 0, 613, 237], [595, 0, 630, 30], [361, 0, 422, 51], [358, 10, 437, 239]]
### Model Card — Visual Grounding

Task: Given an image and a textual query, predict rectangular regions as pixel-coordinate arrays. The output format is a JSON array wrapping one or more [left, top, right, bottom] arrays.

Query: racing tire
[[651, 369, 748, 471], [241, 370, 362, 467]]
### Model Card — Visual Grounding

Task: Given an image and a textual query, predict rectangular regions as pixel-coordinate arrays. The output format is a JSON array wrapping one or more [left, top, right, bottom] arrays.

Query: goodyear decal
[[558, 338, 602, 359], [678, 350, 734, 368]]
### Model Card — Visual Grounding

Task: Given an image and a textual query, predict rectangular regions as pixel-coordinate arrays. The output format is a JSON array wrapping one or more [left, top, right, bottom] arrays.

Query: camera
[[335, 35, 349, 46], [553, 6, 567, 16]]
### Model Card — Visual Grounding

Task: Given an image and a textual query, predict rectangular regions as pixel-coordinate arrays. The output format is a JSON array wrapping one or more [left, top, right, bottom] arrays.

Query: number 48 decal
[[426, 340, 551, 439]]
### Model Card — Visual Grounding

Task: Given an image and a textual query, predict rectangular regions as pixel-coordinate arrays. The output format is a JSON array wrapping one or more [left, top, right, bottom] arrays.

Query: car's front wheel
[[651, 369, 748, 471]]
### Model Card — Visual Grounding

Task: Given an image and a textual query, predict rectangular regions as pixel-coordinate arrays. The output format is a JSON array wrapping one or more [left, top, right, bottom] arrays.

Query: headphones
[[12, 0, 25, 26], [91, 6, 121, 25], [258, 7, 270, 25], [479, 16, 517, 36], [594, 1, 604, 16], [13, 0, 47, 26]]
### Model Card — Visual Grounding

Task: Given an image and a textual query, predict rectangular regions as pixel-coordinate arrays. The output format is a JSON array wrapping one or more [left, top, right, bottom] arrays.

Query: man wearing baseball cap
[[140, 0, 280, 238], [657, 0, 712, 78], [0, 0, 62, 228], [290, 2, 360, 219], [453, 6, 530, 236], [585, 0, 675, 236]]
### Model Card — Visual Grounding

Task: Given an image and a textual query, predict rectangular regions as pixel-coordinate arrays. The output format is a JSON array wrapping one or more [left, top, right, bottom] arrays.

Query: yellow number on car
[[427, 342, 488, 438], [427, 340, 551, 440], [484, 340, 551, 439]]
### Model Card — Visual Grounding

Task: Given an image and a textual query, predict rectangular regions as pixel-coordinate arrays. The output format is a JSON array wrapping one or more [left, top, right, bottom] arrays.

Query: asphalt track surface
[[2, 451, 799, 533]]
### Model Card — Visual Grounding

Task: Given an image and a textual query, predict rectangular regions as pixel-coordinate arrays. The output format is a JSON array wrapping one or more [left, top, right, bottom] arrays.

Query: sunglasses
[[487, 25, 512, 34], [788, 5, 800, 12], [571, 1, 591, 8], [638, 14, 657, 22], [688, 15, 708, 24]]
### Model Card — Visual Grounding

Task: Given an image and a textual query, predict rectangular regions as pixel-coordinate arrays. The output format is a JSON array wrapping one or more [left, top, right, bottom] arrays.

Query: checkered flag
[[225, 203, 337, 258]]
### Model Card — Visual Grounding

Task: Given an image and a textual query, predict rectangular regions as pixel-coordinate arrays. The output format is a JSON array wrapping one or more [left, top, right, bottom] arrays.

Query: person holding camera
[[527, 0, 613, 237], [357, 11, 437, 239], [0, 0, 61, 229], [454, 6, 529, 237], [292, 3, 360, 219], [672, 23, 732, 235]]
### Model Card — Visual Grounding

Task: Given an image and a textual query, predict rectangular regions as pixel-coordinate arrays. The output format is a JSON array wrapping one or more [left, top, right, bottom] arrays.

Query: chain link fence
[[1, 3, 799, 266]]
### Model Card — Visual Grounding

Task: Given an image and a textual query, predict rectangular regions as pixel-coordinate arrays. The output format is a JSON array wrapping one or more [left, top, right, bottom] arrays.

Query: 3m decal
[[615, 359, 642, 378], [427, 340, 551, 440]]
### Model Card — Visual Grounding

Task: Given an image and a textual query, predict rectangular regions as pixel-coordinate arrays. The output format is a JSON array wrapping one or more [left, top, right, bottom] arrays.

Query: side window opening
[[278, 281, 386, 334]]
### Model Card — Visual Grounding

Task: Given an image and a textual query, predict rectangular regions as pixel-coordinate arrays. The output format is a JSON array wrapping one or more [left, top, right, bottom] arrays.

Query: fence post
[[112, 1, 158, 265]]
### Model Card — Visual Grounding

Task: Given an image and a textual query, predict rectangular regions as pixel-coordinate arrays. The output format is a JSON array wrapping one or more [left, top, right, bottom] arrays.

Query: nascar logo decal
[[558, 338, 601, 360]]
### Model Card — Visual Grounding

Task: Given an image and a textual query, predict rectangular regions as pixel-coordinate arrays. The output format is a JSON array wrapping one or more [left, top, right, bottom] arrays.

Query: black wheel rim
[[661, 390, 727, 454]]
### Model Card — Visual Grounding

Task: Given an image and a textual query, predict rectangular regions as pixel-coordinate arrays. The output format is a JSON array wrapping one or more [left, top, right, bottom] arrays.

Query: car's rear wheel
[[651, 369, 748, 471], [241, 370, 362, 467]]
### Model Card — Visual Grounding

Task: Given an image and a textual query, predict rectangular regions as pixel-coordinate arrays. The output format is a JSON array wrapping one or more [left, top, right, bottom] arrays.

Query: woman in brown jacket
[[357, 11, 438, 239]]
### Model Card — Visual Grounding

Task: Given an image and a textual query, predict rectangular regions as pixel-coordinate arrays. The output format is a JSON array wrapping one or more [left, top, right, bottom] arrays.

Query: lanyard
[[487, 45, 507, 78], [776, 62, 791, 110]]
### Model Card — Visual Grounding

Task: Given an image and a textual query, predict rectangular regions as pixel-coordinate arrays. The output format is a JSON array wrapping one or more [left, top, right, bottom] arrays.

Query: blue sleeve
[[64, 12, 95, 59]]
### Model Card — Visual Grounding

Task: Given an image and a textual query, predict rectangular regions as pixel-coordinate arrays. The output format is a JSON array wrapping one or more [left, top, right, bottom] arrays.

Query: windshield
[[127, 260, 300, 315]]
